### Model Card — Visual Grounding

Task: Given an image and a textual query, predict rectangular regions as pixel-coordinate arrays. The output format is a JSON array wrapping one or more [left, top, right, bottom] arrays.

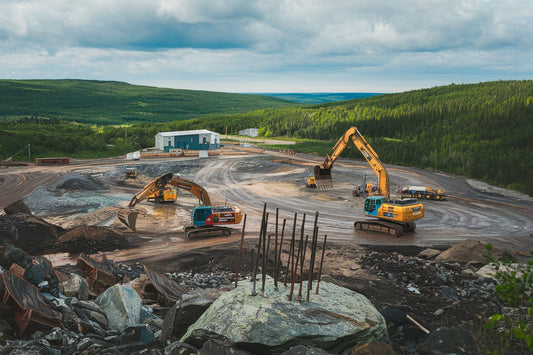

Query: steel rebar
[[263, 234, 271, 295], [298, 234, 309, 302], [275, 218, 286, 286], [307, 225, 319, 301], [261, 213, 269, 294], [274, 208, 279, 287], [234, 214, 247, 288], [252, 203, 267, 295], [289, 215, 305, 301], [284, 213, 297, 286], [316, 235, 327, 295]]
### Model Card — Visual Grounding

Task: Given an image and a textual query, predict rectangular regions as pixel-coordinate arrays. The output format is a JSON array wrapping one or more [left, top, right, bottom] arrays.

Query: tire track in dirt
[[191, 154, 533, 251]]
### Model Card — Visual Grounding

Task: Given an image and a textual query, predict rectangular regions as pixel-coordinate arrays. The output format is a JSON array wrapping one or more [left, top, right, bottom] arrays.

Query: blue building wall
[[162, 134, 220, 151]]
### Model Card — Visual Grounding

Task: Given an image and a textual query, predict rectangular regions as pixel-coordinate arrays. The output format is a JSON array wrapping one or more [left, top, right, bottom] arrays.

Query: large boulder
[[436, 239, 505, 264], [181, 278, 387, 354], [95, 285, 143, 331]]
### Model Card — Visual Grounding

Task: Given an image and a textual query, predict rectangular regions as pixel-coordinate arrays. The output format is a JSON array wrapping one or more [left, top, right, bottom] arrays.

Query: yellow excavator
[[147, 186, 178, 203], [308, 127, 424, 237], [118, 173, 242, 238]]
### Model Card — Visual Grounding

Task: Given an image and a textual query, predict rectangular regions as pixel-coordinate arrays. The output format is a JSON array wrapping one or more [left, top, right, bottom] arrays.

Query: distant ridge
[[0, 79, 298, 125], [255, 92, 381, 104]]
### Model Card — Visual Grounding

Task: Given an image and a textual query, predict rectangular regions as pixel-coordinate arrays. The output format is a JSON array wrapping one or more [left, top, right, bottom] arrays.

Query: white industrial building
[[155, 129, 220, 151], [239, 128, 259, 137]]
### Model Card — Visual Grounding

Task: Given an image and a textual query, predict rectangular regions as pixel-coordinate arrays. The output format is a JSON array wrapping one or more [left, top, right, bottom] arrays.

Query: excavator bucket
[[313, 165, 333, 190], [117, 208, 139, 231]]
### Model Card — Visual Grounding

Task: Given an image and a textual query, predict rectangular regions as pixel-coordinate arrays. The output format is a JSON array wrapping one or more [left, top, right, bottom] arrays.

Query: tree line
[[1, 80, 531, 195]]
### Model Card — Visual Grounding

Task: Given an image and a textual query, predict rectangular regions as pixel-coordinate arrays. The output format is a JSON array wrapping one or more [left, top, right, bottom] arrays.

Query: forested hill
[[1, 80, 532, 195], [161, 80, 533, 195], [0, 79, 297, 124]]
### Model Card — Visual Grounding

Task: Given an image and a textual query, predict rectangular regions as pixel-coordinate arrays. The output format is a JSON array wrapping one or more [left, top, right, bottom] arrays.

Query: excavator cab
[[191, 206, 213, 226]]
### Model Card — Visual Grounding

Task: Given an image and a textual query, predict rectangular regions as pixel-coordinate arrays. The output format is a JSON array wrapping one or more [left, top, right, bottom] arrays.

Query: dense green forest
[[1, 80, 532, 195], [0, 79, 297, 124]]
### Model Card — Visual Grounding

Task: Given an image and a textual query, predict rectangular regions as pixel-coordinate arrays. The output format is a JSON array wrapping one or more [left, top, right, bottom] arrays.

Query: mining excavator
[[309, 126, 424, 237], [118, 173, 242, 238]]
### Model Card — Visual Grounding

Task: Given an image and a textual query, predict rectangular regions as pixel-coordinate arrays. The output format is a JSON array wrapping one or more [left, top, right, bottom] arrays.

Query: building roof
[[156, 129, 219, 137]]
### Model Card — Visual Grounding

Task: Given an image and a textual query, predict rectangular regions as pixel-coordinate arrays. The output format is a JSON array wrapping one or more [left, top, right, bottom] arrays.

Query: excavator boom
[[311, 127, 390, 197], [128, 173, 211, 208], [308, 126, 424, 236]]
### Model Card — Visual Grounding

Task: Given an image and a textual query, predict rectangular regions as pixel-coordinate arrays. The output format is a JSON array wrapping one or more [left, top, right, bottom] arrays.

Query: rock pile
[[357, 240, 509, 354]]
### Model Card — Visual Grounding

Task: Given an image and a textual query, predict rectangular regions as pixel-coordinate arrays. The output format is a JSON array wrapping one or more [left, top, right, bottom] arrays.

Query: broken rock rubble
[[0, 240, 393, 354]]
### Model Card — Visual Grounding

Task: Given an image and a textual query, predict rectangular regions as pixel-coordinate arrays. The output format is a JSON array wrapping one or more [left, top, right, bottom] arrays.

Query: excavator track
[[185, 225, 232, 239], [354, 220, 416, 237]]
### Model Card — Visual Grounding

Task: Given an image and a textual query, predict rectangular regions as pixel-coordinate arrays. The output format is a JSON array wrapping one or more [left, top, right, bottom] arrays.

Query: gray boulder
[[181, 278, 387, 354], [60, 273, 89, 301], [95, 284, 143, 331]]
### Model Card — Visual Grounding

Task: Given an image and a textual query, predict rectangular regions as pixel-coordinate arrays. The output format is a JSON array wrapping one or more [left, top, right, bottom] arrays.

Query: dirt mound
[[3, 200, 32, 215], [53, 173, 105, 191], [53, 226, 128, 254], [0, 214, 64, 253], [435, 239, 506, 264]]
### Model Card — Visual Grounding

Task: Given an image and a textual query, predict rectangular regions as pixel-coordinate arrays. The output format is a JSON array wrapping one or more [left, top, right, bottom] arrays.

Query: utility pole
[[28, 143, 30, 161]]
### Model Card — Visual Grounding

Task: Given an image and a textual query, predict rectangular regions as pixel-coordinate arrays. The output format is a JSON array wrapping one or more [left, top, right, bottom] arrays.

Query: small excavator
[[118, 173, 242, 238], [308, 127, 424, 237]]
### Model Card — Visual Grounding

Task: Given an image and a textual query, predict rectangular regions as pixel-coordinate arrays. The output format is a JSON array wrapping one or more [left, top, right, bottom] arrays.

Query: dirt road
[[192, 151, 533, 250], [1, 148, 532, 259]]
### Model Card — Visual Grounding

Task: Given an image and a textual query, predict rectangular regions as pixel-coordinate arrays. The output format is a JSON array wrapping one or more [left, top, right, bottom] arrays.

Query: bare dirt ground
[[2, 145, 533, 353], [2, 145, 532, 264]]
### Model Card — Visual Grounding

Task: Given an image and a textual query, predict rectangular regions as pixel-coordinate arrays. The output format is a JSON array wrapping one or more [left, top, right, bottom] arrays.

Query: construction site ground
[[1, 144, 533, 352]]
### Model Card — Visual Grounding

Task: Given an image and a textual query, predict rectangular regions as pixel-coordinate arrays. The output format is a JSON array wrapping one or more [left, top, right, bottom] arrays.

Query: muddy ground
[[1, 145, 533, 353]]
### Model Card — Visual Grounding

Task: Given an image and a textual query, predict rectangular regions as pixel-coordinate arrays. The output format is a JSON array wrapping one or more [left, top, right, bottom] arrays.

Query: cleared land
[[1, 145, 532, 267]]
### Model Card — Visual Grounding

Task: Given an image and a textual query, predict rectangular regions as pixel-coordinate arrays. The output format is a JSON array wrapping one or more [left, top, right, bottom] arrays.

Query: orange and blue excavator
[[118, 173, 242, 238]]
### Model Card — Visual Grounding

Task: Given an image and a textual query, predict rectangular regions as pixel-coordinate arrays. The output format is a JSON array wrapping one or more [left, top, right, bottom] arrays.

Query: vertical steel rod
[[289, 219, 304, 301], [262, 234, 271, 295], [275, 218, 286, 286], [252, 203, 267, 295], [274, 208, 279, 287], [234, 214, 247, 288], [284, 213, 297, 286], [316, 235, 327, 295], [307, 225, 318, 301], [261, 213, 270, 294], [307, 212, 319, 298], [298, 235, 309, 302]]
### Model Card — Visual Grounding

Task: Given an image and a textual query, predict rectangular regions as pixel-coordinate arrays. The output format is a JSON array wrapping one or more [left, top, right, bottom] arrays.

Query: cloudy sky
[[1, 0, 531, 93]]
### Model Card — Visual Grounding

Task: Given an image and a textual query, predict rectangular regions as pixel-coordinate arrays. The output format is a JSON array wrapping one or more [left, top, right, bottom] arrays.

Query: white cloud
[[0, 0, 531, 92]]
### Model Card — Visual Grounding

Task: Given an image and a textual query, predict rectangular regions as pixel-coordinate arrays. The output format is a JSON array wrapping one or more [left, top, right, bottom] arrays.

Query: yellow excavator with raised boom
[[308, 127, 424, 237], [118, 173, 242, 238]]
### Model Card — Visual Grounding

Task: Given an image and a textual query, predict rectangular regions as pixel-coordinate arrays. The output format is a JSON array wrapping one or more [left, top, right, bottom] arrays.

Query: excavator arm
[[312, 127, 390, 198], [119, 173, 212, 231], [128, 173, 212, 208]]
